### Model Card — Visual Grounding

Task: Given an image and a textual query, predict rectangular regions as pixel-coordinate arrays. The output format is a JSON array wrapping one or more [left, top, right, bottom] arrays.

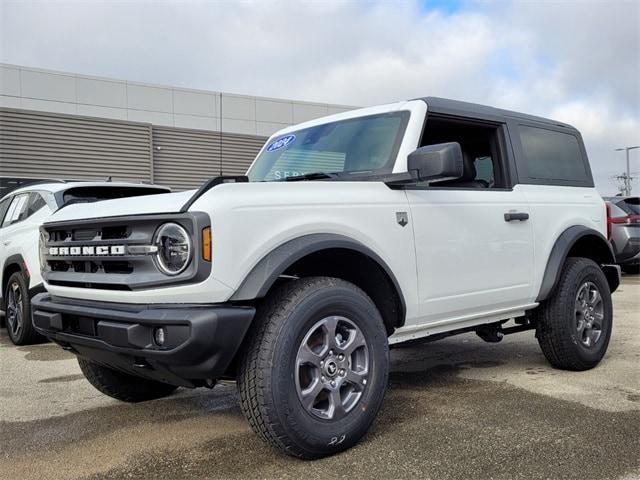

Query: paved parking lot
[[1, 276, 638, 480]]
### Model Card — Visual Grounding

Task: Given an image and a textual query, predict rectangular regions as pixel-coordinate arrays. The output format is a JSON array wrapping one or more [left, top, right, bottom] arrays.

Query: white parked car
[[32, 97, 620, 458], [0, 181, 170, 344]]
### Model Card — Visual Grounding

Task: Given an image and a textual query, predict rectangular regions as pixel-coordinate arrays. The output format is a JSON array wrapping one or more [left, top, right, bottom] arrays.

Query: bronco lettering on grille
[[48, 245, 126, 256]]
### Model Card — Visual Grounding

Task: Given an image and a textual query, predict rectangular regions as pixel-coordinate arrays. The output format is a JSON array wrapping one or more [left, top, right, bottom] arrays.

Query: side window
[[1, 194, 29, 227], [474, 156, 495, 185], [419, 116, 505, 188], [0, 197, 12, 226], [27, 192, 47, 216], [518, 125, 591, 185]]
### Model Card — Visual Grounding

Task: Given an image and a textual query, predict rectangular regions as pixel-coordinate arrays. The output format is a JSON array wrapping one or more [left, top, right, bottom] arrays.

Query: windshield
[[247, 112, 409, 182]]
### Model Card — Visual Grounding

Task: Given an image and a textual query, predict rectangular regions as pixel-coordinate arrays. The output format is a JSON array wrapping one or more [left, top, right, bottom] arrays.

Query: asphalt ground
[[1, 275, 638, 479]]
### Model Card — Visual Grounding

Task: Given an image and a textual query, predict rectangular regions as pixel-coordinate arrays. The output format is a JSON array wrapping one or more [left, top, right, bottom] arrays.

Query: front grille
[[48, 260, 134, 274], [73, 228, 98, 241], [49, 225, 131, 242], [103, 261, 134, 274], [41, 213, 210, 291], [102, 226, 129, 240]]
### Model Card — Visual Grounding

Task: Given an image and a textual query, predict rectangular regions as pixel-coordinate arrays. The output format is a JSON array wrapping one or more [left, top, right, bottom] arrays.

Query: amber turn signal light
[[202, 227, 212, 262]]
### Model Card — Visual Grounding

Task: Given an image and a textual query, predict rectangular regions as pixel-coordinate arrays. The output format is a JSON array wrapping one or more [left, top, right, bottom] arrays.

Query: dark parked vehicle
[[605, 196, 640, 274]]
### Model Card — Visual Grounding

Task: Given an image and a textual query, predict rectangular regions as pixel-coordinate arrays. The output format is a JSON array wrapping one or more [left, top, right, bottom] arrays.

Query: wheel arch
[[537, 225, 618, 302], [230, 233, 406, 334], [2, 254, 28, 300]]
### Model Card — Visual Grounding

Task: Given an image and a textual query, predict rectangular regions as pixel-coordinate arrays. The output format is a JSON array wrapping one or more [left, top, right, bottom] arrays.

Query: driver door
[[405, 119, 534, 326]]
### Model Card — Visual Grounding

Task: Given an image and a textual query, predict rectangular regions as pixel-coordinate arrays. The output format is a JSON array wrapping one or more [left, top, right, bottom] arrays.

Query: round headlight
[[153, 223, 192, 275]]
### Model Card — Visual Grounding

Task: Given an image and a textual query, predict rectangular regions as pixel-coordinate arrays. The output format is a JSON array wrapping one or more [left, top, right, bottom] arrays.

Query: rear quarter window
[[516, 124, 592, 186]]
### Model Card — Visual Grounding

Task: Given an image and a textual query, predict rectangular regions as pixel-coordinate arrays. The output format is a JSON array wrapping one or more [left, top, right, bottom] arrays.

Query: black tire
[[622, 264, 639, 275], [4, 271, 43, 345], [77, 357, 178, 402], [237, 277, 389, 459], [536, 257, 613, 371]]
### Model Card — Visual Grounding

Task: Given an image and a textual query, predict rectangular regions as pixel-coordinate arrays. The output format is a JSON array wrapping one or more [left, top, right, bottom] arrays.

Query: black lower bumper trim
[[32, 293, 255, 388]]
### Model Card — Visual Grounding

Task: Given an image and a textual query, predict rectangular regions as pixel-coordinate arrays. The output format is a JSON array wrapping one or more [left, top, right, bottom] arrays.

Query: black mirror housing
[[407, 142, 464, 182]]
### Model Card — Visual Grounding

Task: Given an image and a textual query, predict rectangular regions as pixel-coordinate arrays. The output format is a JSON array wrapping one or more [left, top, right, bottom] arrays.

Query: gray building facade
[[0, 64, 354, 193]]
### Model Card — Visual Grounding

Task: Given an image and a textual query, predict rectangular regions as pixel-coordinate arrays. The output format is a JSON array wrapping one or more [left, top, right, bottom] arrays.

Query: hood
[[47, 190, 195, 224]]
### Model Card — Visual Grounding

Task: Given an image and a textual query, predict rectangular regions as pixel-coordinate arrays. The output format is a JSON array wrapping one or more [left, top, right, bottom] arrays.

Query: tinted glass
[[2, 194, 29, 227], [474, 156, 495, 186], [27, 192, 47, 216], [617, 197, 640, 215], [519, 126, 589, 183], [0, 197, 11, 226], [248, 112, 409, 182]]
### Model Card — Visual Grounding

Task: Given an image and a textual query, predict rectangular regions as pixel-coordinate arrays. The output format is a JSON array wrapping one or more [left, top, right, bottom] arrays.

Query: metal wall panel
[[152, 127, 265, 190], [0, 108, 267, 192], [0, 108, 152, 182]]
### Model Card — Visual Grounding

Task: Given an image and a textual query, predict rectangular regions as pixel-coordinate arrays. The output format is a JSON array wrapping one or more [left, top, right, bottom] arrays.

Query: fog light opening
[[154, 327, 167, 347]]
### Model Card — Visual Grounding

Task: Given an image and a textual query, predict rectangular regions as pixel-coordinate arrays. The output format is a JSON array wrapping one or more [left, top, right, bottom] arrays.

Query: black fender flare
[[1, 253, 29, 309], [2, 253, 29, 287], [536, 225, 618, 302], [230, 233, 406, 321]]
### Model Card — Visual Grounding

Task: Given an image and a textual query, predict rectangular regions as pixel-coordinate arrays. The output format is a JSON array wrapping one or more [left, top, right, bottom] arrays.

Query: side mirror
[[407, 142, 464, 182]]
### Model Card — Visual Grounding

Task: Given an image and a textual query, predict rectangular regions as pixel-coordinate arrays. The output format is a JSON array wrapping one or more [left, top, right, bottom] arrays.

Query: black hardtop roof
[[417, 96, 577, 131]]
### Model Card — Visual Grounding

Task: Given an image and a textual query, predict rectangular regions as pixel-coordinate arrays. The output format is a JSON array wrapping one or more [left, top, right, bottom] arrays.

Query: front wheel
[[237, 277, 389, 459], [536, 257, 613, 371]]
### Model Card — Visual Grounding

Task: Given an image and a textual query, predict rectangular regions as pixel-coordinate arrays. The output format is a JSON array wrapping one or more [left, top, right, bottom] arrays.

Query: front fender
[[230, 233, 405, 316]]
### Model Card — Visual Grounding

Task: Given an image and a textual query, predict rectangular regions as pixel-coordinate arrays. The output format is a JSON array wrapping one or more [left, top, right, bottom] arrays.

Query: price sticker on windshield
[[266, 134, 296, 152]]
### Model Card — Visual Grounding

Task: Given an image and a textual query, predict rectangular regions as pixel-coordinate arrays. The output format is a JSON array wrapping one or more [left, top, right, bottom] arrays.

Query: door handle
[[504, 212, 529, 222]]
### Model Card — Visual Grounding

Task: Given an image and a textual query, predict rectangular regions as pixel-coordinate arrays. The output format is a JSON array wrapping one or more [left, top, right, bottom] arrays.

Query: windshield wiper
[[283, 171, 341, 182]]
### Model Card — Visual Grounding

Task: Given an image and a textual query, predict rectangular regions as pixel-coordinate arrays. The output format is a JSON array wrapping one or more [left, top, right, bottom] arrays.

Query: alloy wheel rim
[[6, 281, 24, 338], [295, 316, 370, 420], [574, 281, 604, 348]]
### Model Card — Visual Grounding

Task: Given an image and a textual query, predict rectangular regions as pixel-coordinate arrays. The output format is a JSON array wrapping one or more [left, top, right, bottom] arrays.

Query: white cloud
[[0, 0, 638, 194]]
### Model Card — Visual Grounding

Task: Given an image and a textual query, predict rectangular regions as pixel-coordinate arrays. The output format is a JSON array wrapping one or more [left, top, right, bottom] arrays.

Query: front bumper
[[32, 293, 255, 387]]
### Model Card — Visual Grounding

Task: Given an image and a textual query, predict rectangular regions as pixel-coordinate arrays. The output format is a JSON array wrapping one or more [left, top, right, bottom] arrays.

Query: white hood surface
[[47, 190, 196, 223]]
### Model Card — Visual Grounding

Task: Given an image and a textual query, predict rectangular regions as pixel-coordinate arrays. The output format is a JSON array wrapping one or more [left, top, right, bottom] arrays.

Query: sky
[[0, 0, 638, 195]]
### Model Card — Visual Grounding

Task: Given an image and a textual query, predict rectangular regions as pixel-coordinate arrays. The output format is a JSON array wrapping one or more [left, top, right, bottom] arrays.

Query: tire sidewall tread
[[237, 276, 389, 459], [536, 257, 613, 371], [4, 271, 42, 345]]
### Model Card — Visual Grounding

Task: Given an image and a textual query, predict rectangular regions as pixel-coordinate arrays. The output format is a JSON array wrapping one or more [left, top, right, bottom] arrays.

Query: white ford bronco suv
[[32, 97, 620, 459]]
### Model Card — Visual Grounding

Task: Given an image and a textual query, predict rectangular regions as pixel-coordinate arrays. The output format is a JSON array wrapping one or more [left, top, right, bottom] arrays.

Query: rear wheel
[[4, 271, 43, 345], [536, 257, 613, 371], [77, 357, 178, 402], [237, 277, 389, 459]]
